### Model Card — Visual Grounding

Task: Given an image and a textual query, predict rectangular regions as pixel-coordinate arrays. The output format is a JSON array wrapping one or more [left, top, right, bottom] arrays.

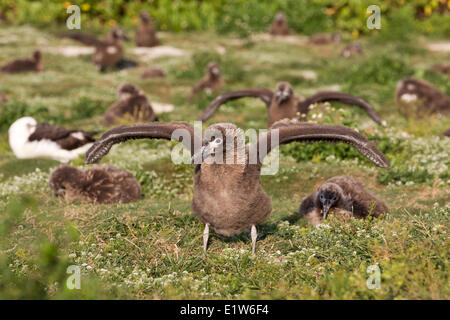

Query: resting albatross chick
[[49, 165, 141, 204], [62, 28, 128, 71], [85, 120, 389, 253], [8, 117, 96, 163], [189, 62, 223, 102], [396, 78, 450, 116], [141, 66, 165, 79], [1, 50, 43, 73], [199, 82, 384, 127], [309, 33, 341, 45], [136, 11, 159, 47], [269, 12, 292, 36], [104, 83, 156, 125], [299, 176, 388, 226]]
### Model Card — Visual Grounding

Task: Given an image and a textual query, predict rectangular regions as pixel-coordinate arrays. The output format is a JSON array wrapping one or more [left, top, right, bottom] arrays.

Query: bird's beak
[[322, 201, 330, 221], [121, 33, 130, 41], [276, 92, 287, 104], [191, 140, 223, 164]]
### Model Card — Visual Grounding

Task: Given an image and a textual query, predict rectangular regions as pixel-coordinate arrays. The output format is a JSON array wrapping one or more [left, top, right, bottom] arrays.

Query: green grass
[[0, 25, 449, 299]]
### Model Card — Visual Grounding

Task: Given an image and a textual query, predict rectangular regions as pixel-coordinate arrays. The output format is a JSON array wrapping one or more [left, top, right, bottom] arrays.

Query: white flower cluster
[[105, 141, 172, 170], [0, 168, 50, 199]]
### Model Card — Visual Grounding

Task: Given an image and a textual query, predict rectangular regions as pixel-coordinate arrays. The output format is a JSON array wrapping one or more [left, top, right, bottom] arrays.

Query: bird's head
[[140, 11, 151, 23], [274, 12, 286, 24], [9, 116, 37, 138], [110, 27, 129, 41], [207, 62, 221, 78], [32, 50, 42, 62], [117, 83, 141, 99], [275, 82, 294, 104], [191, 123, 244, 165], [316, 182, 344, 221], [49, 166, 83, 197]]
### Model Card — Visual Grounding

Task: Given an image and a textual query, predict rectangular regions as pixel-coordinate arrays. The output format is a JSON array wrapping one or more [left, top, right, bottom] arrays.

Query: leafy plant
[[376, 166, 434, 185], [70, 97, 106, 120], [0, 100, 51, 132]]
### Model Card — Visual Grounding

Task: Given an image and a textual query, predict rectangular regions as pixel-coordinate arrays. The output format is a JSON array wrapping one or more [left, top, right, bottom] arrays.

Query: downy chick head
[[191, 123, 244, 165], [49, 166, 83, 197], [207, 62, 221, 78], [275, 82, 294, 104], [316, 182, 345, 220]]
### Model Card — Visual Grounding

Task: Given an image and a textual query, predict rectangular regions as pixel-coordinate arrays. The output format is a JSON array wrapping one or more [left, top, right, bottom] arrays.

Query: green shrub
[[0, 97, 102, 132], [376, 167, 434, 186], [0, 100, 51, 132], [172, 51, 222, 81], [215, 0, 332, 36], [332, 53, 414, 89], [1, 0, 448, 37], [70, 97, 106, 120], [373, 4, 418, 43]]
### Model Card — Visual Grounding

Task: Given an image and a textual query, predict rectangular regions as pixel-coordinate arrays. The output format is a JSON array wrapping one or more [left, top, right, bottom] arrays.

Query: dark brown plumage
[[29, 122, 97, 150], [85, 120, 389, 253], [141, 67, 165, 79], [309, 33, 341, 45], [341, 42, 363, 58], [104, 83, 156, 126], [299, 176, 389, 225], [199, 82, 384, 127], [269, 12, 291, 36], [136, 11, 159, 47], [62, 28, 127, 71], [396, 78, 450, 116], [429, 64, 450, 76], [1, 50, 43, 73], [189, 62, 223, 102], [49, 165, 141, 204]]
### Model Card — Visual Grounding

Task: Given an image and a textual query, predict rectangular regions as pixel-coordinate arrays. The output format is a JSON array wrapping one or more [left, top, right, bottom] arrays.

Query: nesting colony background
[[0, 0, 449, 299]]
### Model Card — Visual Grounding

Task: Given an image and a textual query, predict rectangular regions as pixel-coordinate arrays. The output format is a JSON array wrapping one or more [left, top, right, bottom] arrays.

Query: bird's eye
[[215, 138, 222, 144]]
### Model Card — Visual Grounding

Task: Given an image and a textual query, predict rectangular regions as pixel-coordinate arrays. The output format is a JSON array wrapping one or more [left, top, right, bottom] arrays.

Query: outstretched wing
[[300, 91, 384, 125], [61, 32, 102, 46], [85, 122, 195, 164], [198, 89, 274, 121], [253, 120, 389, 168]]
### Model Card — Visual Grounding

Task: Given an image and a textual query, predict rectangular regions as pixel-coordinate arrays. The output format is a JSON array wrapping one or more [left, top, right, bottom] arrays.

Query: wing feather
[[254, 120, 389, 168], [301, 91, 384, 125], [198, 89, 274, 121], [85, 122, 195, 164]]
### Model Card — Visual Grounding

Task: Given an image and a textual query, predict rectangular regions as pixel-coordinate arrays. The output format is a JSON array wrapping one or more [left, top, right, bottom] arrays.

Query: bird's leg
[[203, 223, 210, 254], [251, 225, 257, 254]]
